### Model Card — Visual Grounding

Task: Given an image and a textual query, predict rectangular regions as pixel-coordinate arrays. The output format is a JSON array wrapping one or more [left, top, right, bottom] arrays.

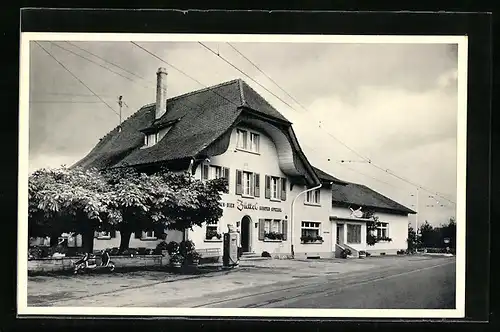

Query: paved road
[[192, 257, 456, 309]]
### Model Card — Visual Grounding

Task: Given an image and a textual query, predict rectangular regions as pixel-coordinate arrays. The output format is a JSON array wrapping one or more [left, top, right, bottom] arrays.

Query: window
[[142, 230, 156, 239], [249, 133, 260, 152], [259, 219, 287, 241], [237, 129, 248, 150], [210, 165, 222, 179], [236, 129, 260, 153], [265, 175, 287, 201], [144, 132, 159, 147], [305, 189, 321, 205], [243, 171, 253, 196], [347, 224, 362, 244], [376, 222, 389, 239], [205, 220, 221, 241], [94, 230, 116, 239], [202, 164, 230, 193], [301, 221, 322, 243], [236, 170, 259, 197], [271, 177, 280, 200]]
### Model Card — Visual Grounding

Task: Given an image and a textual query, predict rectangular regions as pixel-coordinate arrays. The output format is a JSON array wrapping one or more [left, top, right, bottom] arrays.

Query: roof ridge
[[167, 78, 242, 103]]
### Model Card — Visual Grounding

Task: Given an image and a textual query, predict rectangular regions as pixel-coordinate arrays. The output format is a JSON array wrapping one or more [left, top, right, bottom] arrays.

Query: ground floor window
[[205, 220, 222, 240], [347, 224, 362, 244], [259, 219, 287, 241], [301, 221, 323, 243], [94, 230, 116, 239], [263, 219, 283, 240], [376, 222, 389, 239]]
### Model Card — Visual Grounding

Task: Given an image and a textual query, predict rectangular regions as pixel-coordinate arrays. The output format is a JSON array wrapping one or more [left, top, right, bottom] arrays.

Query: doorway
[[240, 215, 252, 253], [336, 224, 344, 245]]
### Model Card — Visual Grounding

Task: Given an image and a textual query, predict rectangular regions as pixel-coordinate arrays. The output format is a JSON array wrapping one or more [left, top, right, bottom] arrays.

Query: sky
[[26, 38, 460, 227]]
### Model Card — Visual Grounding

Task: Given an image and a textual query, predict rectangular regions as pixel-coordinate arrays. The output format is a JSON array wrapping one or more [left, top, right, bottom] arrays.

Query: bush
[[397, 249, 405, 255], [261, 251, 271, 258], [179, 240, 196, 256], [122, 248, 138, 256], [166, 241, 180, 255]]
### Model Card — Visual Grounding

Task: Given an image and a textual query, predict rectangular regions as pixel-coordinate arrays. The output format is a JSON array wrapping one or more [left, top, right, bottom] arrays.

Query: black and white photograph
[[18, 32, 467, 318]]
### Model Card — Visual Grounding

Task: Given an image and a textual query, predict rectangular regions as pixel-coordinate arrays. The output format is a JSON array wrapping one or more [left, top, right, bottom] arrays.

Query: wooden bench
[[197, 248, 222, 258]]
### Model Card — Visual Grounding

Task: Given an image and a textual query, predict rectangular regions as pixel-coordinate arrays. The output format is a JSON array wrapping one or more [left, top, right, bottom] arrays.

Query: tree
[[407, 223, 420, 253], [418, 221, 435, 248], [101, 167, 227, 252], [362, 209, 392, 246], [28, 167, 115, 252], [29, 166, 227, 254]]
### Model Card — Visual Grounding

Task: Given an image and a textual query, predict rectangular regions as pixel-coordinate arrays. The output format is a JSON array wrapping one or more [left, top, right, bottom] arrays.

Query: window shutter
[[265, 175, 271, 199], [281, 178, 287, 201], [235, 170, 243, 195], [258, 219, 265, 241], [282, 220, 288, 240], [254, 173, 260, 197], [202, 164, 209, 180], [254, 134, 260, 152], [223, 167, 230, 193], [110, 230, 116, 238], [249, 172, 254, 196]]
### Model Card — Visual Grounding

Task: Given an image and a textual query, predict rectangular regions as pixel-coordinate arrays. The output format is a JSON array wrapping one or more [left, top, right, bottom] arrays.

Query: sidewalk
[[28, 255, 448, 307]]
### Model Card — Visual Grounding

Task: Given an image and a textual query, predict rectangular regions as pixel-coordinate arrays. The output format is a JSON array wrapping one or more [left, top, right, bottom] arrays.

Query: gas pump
[[223, 224, 239, 268]]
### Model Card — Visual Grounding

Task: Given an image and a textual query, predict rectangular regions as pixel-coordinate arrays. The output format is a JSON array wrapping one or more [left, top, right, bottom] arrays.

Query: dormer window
[[144, 132, 159, 147]]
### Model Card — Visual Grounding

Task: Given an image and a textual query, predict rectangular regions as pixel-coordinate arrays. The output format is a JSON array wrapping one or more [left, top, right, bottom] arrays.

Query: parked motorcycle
[[73, 251, 115, 274]]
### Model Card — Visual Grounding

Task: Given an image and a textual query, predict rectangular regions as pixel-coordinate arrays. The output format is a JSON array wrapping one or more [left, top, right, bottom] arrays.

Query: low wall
[[27, 255, 165, 274]]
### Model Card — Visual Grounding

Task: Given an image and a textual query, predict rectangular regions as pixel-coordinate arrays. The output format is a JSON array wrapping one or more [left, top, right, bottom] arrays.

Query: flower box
[[300, 235, 324, 244]]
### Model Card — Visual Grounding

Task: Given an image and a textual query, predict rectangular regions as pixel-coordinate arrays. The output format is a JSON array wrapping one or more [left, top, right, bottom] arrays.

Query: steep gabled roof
[[73, 79, 322, 185], [73, 79, 292, 170], [331, 181, 416, 215]]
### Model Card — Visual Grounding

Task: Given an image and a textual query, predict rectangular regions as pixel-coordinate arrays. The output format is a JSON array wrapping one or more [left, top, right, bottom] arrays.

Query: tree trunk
[[119, 228, 132, 253], [49, 232, 60, 247], [82, 230, 95, 253]]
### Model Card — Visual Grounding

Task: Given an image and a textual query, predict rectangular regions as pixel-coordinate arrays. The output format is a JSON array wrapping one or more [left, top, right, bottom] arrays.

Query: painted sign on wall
[[220, 199, 282, 213]]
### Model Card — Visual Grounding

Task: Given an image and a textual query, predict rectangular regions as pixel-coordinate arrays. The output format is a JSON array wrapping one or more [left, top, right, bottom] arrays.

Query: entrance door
[[336, 224, 344, 245], [240, 216, 251, 252]]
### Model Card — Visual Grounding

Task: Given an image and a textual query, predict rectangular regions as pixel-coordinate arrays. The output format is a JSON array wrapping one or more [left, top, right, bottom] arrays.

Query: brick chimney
[[155, 67, 168, 119]]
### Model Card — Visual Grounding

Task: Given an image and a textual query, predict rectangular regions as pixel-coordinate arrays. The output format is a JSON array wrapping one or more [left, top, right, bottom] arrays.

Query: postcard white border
[[18, 32, 468, 319]]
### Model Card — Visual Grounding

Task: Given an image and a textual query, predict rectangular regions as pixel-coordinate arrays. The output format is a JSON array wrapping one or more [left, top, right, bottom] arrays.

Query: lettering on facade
[[221, 199, 282, 213]]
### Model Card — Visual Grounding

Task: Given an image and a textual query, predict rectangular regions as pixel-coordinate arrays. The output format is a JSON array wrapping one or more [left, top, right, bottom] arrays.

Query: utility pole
[[117, 96, 128, 132], [416, 187, 419, 235]]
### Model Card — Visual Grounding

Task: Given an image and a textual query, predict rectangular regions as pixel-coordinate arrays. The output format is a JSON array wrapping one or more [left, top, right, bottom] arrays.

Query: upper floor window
[[271, 176, 280, 200], [202, 164, 230, 193], [237, 129, 260, 153], [305, 189, 321, 205], [236, 170, 260, 197], [265, 175, 287, 201]]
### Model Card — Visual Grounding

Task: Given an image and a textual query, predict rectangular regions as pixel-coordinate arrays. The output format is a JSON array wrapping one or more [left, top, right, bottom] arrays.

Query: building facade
[[65, 68, 415, 257]]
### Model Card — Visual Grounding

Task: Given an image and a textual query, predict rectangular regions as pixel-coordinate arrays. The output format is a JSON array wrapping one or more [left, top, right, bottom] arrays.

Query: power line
[[31, 92, 118, 98], [205, 41, 371, 163], [61, 42, 204, 114], [219, 43, 455, 205], [129, 41, 241, 110], [65, 41, 154, 84], [49, 42, 151, 90], [34, 41, 119, 117], [31, 101, 101, 103]]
